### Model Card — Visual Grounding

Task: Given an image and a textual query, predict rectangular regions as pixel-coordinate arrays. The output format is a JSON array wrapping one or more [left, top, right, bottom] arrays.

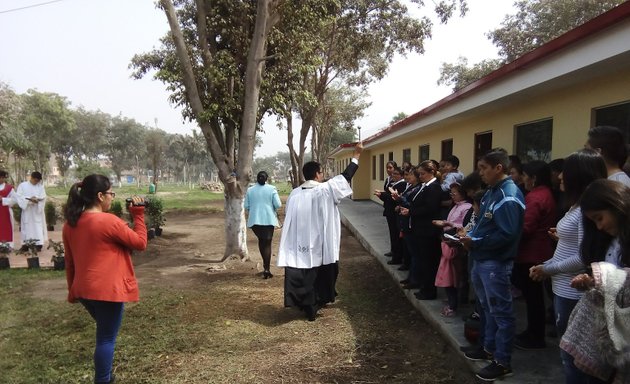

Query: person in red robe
[[0, 170, 17, 247]]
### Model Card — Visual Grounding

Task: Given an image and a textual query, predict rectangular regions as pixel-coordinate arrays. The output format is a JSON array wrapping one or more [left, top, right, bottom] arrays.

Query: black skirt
[[284, 263, 339, 308], [251, 225, 274, 240]]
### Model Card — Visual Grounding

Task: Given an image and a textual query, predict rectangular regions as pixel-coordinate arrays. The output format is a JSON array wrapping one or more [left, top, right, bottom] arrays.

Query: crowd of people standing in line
[[374, 125, 630, 382]]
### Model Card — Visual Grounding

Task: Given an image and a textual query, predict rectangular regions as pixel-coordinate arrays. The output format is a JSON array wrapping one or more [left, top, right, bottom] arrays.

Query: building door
[[474, 131, 493, 166]]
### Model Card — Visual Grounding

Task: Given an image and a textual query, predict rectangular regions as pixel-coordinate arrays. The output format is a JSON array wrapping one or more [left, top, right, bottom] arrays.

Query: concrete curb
[[339, 199, 563, 384]]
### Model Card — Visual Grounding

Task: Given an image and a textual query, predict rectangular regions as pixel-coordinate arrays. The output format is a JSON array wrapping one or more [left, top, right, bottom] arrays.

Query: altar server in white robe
[[278, 142, 362, 321], [16, 171, 48, 250]]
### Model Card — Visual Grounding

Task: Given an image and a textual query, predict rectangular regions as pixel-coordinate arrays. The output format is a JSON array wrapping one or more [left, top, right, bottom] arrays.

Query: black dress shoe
[[384, 252, 393, 257], [402, 283, 420, 290], [414, 291, 437, 300], [387, 260, 402, 265], [263, 270, 273, 279], [397, 265, 410, 271]]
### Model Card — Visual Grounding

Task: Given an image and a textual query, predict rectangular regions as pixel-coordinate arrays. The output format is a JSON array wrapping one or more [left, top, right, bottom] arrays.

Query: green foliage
[[47, 239, 65, 262], [16, 239, 40, 258], [109, 200, 124, 218], [389, 112, 409, 126], [20, 89, 76, 176], [312, 84, 367, 162], [72, 107, 109, 162], [145, 196, 165, 229], [106, 115, 147, 182], [74, 159, 110, 180], [44, 201, 57, 225], [0, 242, 11, 257], [145, 129, 167, 187], [438, 0, 625, 91], [11, 204, 21, 224], [438, 57, 503, 91], [489, 0, 626, 62]]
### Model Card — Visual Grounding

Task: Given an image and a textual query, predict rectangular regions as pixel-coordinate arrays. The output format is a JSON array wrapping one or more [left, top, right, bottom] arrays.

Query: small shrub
[[109, 200, 123, 218], [12, 205, 21, 224], [48, 239, 65, 263], [145, 196, 165, 229], [45, 201, 57, 226]]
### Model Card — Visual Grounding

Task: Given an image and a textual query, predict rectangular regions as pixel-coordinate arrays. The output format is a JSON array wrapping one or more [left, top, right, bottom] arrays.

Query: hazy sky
[[0, 0, 515, 157]]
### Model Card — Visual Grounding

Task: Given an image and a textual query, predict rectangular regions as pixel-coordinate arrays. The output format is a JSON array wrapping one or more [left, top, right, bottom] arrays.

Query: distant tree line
[[0, 83, 216, 186]]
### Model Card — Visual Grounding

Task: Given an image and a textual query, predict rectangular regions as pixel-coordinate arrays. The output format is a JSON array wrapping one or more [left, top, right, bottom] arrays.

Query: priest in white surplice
[[16, 171, 48, 251], [278, 142, 362, 321]]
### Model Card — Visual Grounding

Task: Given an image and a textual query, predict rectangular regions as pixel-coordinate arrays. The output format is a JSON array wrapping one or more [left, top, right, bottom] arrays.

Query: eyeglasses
[[103, 191, 116, 198]]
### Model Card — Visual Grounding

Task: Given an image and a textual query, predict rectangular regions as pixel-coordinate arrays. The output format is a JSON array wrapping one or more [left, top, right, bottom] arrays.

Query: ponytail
[[64, 175, 111, 227], [64, 183, 85, 227]]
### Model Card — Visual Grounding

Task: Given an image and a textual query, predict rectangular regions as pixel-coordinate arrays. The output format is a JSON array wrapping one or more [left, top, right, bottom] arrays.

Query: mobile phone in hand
[[443, 233, 460, 241]]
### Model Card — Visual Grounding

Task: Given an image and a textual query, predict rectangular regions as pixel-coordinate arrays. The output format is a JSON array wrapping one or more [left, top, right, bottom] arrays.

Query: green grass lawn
[[45, 183, 292, 213]]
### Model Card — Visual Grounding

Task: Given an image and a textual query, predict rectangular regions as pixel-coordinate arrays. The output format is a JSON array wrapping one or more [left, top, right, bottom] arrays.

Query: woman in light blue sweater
[[244, 171, 282, 279]]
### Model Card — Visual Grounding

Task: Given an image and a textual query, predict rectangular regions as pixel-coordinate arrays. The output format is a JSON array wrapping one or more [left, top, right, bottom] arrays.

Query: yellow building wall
[[331, 67, 630, 204]]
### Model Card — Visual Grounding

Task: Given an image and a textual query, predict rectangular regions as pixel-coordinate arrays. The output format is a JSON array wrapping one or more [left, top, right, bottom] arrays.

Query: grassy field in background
[[45, 182, 293, 213]]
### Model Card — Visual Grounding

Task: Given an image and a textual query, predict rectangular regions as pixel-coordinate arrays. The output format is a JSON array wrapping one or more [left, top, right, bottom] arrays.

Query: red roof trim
[[359, 1, 630, 146]]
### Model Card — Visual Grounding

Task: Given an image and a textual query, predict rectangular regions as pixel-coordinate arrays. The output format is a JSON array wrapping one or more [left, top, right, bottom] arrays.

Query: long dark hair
[[580, 180, 630, 268], [64, 174, 111, 227], [522, 160, 552, 189], [562, 149, 607, 207]]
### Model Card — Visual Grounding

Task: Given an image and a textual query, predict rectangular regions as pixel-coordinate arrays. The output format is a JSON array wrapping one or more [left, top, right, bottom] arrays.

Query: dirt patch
[[29, 204, 473, 383]]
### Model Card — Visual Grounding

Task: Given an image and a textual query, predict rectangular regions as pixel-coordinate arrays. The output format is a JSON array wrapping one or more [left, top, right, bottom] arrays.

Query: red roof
[[352, 1, 630, 147]]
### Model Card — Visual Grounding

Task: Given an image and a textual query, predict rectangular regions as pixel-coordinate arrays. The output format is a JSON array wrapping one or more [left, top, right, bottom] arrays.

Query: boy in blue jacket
[[460, 148, 525, 381]]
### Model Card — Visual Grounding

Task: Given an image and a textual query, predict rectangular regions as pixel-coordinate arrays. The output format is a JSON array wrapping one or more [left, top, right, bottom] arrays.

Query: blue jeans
[[554, 295, 607, 384], [471, 259, 515, 366], [80, 299, 125, 383]]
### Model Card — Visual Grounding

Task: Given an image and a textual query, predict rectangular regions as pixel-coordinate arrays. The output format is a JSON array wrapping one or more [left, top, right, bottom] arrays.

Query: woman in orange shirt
[[63, 174, 147, 384]]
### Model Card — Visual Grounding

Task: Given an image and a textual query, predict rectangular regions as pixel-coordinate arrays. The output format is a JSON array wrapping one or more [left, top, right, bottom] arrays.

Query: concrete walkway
[[339, 199, 564, 384]]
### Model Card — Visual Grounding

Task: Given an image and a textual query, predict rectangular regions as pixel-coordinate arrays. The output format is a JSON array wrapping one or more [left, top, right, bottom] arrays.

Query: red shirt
[[63, 207, 147, 303], [517, 186, 556, 264]]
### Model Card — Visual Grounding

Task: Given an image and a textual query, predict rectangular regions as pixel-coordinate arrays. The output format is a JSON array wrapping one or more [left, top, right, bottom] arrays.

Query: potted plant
[[12, 205, 21, 230], [17, 239, 40, 269], [145, 196, 165, 236], [48, 239, 65, 271], [45, 201, 57, 231], [109, 200, 123, 218], [0, 242, 11, 269]]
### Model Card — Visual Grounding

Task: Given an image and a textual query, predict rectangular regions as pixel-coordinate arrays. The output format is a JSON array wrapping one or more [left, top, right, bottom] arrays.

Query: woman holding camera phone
[[63, 174, 147, 384]]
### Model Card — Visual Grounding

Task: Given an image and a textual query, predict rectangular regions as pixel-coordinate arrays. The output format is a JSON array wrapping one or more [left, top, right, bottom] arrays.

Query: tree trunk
[[223, 193, 248, 261], [161, 0, 278, 261]]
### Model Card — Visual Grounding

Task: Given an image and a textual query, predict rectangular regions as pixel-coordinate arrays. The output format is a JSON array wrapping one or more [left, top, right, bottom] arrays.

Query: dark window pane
[[594, 102, 630, 142], [419, 145, 430, 163], [379, 154, 385, 180], [372, 156, 376, 180], [515, 119, 553, 162], [441, 139, 453, 159], [402, 148, 411, 164]]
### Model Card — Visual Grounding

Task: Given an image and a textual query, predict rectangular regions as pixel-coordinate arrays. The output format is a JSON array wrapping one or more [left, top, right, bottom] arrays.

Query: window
[[441, 139, 453, 160], [419, 144, 430, 163], [515, 118, 553, 162], [402, 148, 411, 164], [594, 101, 630, 142], [372, 156, 376, 180], [388, 152, 394, 161], [379, 154, 385, 180]]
